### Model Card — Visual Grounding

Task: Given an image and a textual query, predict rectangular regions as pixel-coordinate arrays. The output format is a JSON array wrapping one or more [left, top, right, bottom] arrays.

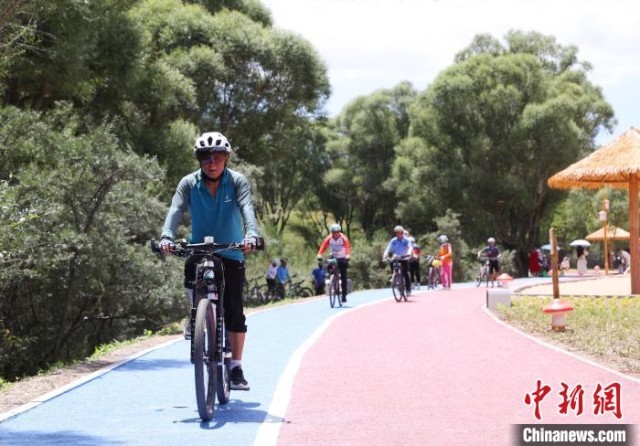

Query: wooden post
[[549, 227, 560, 299], [602, 197, 609, 276], [630, 175, 640, 294], [604, 222, 609, 275]]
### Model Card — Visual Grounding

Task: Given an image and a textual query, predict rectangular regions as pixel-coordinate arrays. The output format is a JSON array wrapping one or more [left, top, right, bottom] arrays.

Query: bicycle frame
[[189, 254, 227, 365], [423, 255, 441, 290], [476, 257, 493, 288], [428, 265, 441, 289]]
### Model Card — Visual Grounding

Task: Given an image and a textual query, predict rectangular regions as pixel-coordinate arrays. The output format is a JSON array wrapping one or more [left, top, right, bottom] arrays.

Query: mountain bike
[[385, 255, 410, 302], [273, 274, 313, 300], [242, 275, 267, 306], [327, 265, 342, 308], [151, 236, 264, 421], [285, 275, 314, 298], [476, 256, 493, 287], [424, 255, 441, 290]]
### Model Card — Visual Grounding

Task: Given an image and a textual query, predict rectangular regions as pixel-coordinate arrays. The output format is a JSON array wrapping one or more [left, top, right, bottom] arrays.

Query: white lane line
[[252, 298, 387, 446]]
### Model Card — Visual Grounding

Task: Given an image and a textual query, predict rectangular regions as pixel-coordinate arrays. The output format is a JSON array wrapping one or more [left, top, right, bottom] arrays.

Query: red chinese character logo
[[558, 382, 584, 415], [593, 382, 622, 419], [524, 379, 551, 420]]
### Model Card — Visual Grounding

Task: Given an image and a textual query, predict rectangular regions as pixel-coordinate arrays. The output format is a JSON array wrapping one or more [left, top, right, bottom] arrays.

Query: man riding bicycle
[[158, 131, 259, 391], [477, 237, 501, 282], [382, 225, 413, 295], [317, 223, 351, 303]]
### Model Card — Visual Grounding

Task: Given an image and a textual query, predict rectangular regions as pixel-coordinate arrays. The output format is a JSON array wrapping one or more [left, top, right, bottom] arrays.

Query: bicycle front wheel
[[194, 298, 216, 421], [249, 286, 265, 305], [391, 275, 404, 302], [476, 270, 483, 287], [429, 267, 438, 289], [329, 281, 337, 308], [334, 277, 343, 307], [258, 284, 270, 302], [299, 287, 313, 298], [482, 269, 490, 287]]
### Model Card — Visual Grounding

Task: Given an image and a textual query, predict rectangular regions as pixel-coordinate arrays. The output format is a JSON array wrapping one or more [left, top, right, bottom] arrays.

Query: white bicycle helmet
[[194, 131, 232, 156], [438, 235, 448, 243], [394, 225, 405, 233], [330, 223, 341, 233], [488, 237, 496, 244]]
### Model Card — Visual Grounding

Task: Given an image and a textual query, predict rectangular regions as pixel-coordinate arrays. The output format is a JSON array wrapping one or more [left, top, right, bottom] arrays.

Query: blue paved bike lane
[[0, 289, 392, 446]]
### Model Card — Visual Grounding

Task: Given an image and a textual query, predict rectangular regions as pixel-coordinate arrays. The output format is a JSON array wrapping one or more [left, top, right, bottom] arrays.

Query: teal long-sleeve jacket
[[161, 168, 259, 261]]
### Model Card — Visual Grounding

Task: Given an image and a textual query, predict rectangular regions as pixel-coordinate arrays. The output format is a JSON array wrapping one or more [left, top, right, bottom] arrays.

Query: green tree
[[0, 107, 179, 380], [0, 0, 36, 89], [258, 119, 326, 236], [3, 0, 141, 110], [128, 0, 330, 203], [334, 81, 417, 237], [403, 31, 615, 274], [186, 0, 273, 26]]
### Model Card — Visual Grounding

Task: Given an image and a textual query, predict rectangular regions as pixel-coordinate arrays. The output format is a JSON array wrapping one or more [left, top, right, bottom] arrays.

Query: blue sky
[[262, 0, 639, 145]]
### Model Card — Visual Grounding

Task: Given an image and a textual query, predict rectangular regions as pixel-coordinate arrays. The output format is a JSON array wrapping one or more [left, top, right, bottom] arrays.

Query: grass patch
[[494, 295, 640, 375], [87, 330, 156, 361]]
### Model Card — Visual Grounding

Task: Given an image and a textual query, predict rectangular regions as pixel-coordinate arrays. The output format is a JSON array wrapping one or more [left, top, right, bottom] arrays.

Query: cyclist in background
[[478, 237, 501, 282], [158, 131, 258, 391], [409, 241, 422, 290], [436, 235, 453, 289], [266, 258, 278, 298], [317, 224, 352, 303], [382, 225, 413, 295], [275, 258, 291, 299]]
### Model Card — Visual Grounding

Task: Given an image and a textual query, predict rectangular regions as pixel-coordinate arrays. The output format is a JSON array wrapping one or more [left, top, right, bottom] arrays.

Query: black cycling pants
[[336, 258, 349, 297], [409, 261, 420, 283]]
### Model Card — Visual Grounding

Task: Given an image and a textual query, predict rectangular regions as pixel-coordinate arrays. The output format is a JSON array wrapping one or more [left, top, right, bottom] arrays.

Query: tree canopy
[[395, 31, 614, 272]]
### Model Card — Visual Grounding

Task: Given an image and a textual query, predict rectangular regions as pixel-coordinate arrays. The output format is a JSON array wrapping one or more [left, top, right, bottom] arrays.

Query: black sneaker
[[341, 296, 347, 303], [230, 366, 250, 390]]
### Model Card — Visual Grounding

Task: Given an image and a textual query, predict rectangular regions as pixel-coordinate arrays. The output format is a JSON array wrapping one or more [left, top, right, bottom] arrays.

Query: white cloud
[[263, 0, 640, 141]]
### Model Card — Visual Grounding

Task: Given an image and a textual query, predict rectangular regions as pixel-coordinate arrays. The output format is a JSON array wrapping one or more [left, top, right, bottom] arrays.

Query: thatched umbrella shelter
[[585, 226, 630, 275], [548, 127, 640, 293], [585, 225, 630, 241]]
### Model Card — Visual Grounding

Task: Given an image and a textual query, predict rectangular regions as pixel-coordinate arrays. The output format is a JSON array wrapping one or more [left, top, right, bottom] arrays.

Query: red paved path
[[278, 286, 640, 445]]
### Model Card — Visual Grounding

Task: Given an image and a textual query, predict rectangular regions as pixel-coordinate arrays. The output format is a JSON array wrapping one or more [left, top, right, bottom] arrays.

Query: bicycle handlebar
[[383, 255, 411, 262], [150, 237, 265, 257]]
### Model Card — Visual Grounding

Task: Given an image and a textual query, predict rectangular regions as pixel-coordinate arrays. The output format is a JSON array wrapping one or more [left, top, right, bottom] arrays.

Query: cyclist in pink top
[[317, 224, 352, 303]]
